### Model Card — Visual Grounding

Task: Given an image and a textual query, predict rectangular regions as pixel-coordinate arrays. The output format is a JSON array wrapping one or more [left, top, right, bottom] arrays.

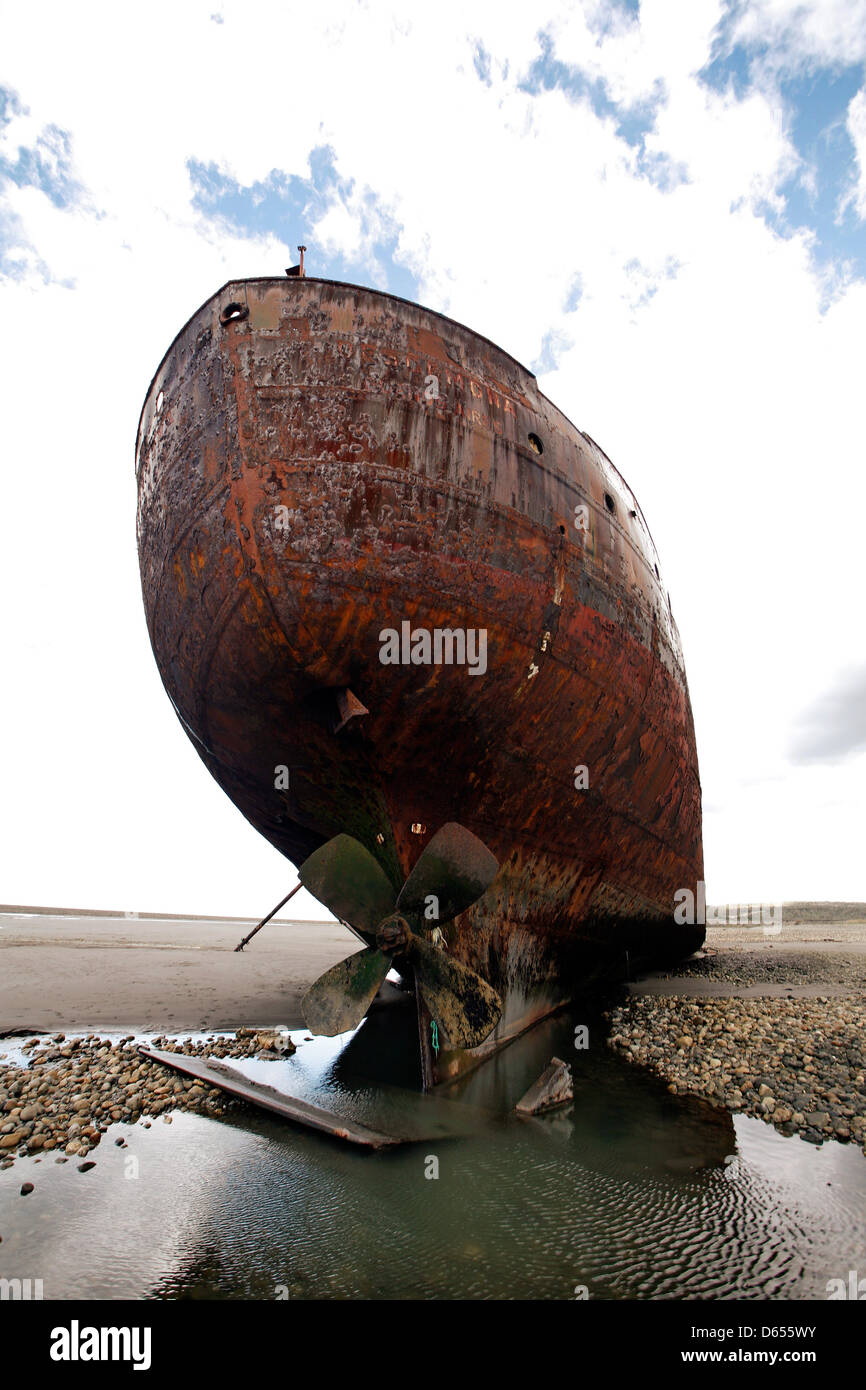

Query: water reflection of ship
[[151, 1242, 290, 1302], [331, 1000, 735, 1174]]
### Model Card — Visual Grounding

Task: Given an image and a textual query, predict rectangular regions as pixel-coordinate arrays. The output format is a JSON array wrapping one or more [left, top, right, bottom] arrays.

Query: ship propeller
[[299, 823, 502, 1050]]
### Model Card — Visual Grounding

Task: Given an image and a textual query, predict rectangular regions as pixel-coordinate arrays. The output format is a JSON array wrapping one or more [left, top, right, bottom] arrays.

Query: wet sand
[[0, 912, 356, 1034], [3, 913, 864, 1035], [628, 922, 866, 999]]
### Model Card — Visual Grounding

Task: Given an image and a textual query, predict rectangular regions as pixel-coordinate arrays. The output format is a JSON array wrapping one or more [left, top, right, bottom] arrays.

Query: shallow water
[[1, 1007, 864, 1300]]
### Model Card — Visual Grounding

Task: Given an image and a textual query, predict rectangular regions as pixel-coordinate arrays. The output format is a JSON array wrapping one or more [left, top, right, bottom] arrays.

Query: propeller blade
[[408, 935, 502, 1050], [301, 947, 392, 1036], [396, 822, 499, 926], [299, 834, 396, 935]]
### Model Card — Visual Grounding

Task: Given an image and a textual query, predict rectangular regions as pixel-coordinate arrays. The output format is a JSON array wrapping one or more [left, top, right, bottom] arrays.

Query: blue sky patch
[[700, 38, 755, 102], [583, 0, 641, 40], [0, 85, 82, 281], [699, 46, 866, 283], [0, 87, 80, 210], [517, 31, 685, 192], [473, 43, 493, 87], [531, 326, 574, 377], [519, 30, 661, 150], [189, 145, 420, 301], [774, 67, 866, 281], [564, 274, 584, 312]]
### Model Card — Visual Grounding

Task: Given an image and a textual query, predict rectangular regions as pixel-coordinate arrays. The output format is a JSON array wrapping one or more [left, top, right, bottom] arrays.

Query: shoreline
[[3, 914, 865, 1160], [607, 924, 866, 1155]]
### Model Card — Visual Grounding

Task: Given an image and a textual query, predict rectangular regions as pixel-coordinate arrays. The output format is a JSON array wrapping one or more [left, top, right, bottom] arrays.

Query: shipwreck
[[136, 261, 703, 1092]]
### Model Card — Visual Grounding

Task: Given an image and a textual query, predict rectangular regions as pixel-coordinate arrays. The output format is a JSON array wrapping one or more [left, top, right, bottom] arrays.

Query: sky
[[1, 0, 864, 919]]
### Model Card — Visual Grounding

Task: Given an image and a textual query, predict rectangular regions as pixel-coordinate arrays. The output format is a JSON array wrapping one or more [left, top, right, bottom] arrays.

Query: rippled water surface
[[1, 1008, 864, 1299]]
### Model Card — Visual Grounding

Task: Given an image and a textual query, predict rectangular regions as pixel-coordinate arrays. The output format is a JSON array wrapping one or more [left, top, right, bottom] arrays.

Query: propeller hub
[[376, 913, 411, 955]]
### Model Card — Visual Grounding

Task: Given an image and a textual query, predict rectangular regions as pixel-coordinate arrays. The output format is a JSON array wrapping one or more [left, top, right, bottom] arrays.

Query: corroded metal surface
[[139, 1046, 403, 1148], [136, 276, 704, 1083], [515, 1056, 573, 1115], [300, 946, 391, 1039], [410, 933, 503, 1050], [297, 823, 503, 1047]]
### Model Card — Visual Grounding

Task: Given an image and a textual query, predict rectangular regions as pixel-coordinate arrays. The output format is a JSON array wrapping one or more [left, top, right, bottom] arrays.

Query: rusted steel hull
[[136, 277, 703, 1086]]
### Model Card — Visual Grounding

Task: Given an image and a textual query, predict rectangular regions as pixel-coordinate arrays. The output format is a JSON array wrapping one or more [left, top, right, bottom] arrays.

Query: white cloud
[[728, 0, 866, 71], [845, 86, 866, 217], [553, 0, 726, 106], [1, 0, 865, 914]]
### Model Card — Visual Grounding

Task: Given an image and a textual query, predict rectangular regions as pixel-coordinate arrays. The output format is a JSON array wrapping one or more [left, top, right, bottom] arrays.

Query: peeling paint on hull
[[136, 277, 704, 1085]]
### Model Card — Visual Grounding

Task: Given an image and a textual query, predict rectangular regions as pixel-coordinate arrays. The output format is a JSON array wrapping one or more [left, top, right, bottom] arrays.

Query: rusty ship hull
[[136, 276, 703, 1086]]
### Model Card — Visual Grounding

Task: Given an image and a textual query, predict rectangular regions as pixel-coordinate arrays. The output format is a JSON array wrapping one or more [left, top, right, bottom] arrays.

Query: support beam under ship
[[135, 276, 704, 1087]]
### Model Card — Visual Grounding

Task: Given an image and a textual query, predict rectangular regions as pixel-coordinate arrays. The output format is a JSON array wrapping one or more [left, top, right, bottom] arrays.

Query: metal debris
[[515, 1056, 574, 1115]]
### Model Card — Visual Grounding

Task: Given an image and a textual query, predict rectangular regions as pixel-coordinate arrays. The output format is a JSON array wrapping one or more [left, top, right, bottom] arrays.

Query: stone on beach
[[605, 991, 865, 1152], [0, 1028, 296, 1167]]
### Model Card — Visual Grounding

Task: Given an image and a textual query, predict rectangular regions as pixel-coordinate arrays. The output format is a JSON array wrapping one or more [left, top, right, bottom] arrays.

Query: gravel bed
[[0, 1028, 295, 1172], [605, 994, 866, 1152], [665, 949, 866, 988]]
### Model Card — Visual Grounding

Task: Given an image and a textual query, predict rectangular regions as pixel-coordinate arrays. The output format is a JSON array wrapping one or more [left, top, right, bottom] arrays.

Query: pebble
[[0, 1029, 290, 1168], [606, 992, 866, 1152], [669, 948, 866, 989]]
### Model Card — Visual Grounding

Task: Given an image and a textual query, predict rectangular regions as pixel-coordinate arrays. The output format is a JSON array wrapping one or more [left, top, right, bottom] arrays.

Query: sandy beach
[[0, 912, 356, 1034], [627, 921, 866, 997], [3, 911, 864, 1036]]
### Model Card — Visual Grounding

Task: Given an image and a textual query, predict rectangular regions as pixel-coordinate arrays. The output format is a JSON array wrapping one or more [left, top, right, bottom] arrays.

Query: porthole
[[604, 492, 616, 515], [528, 432, 544, 455], [219, 301, 249, 325]]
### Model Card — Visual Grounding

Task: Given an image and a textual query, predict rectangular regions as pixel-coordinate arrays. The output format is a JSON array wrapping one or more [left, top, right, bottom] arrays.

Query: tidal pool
[[1, 1007, 864, 1300]]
